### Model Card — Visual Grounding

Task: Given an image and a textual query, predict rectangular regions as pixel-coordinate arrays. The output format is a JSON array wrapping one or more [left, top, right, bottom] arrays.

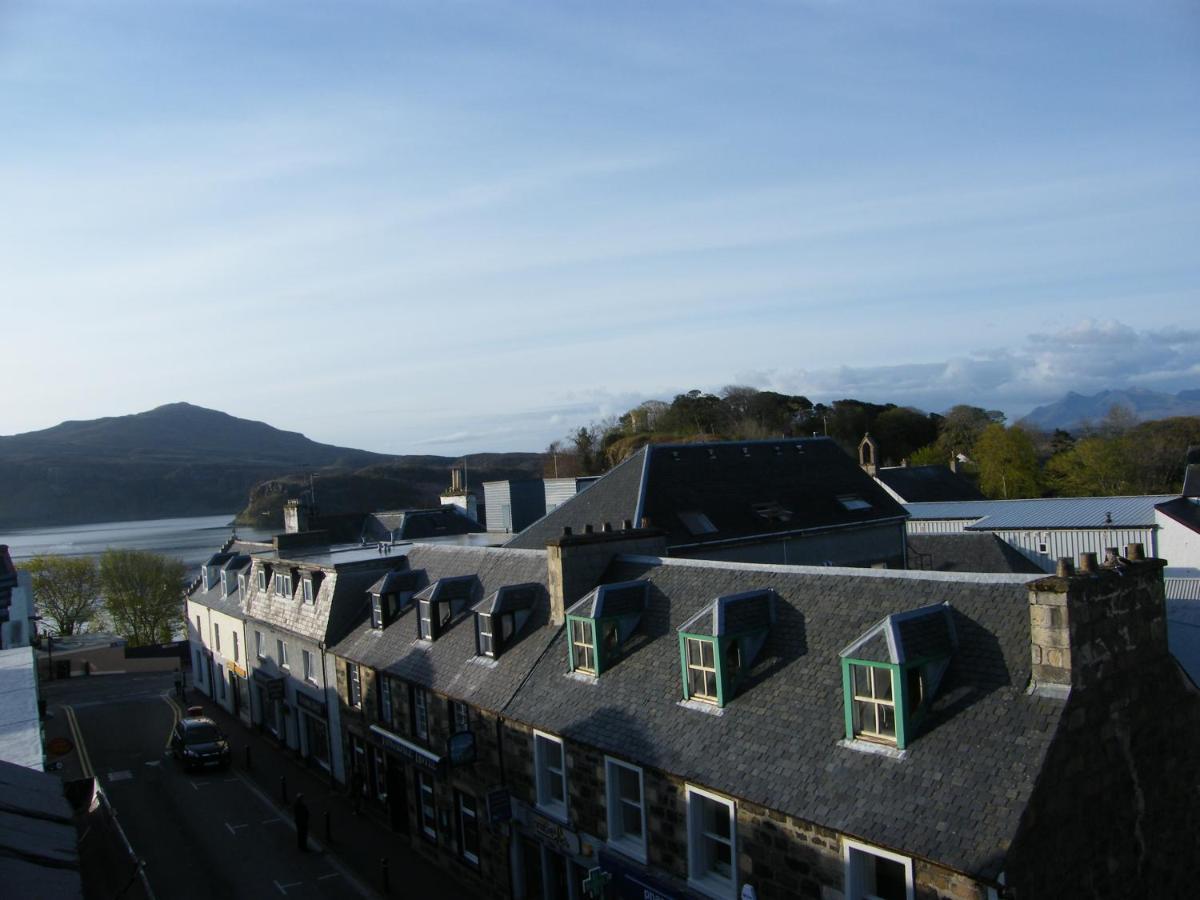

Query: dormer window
[[274, 572, 293, 597], [678, 510, 717, 535], [366, 567, 420, 630], [472, 583, 541, 658], [302, 578, 314, 604], [678, 590, 776, 708], [416, 575, 477, 642], [238, 574, 246, 595], [838, 494, 872, 511], [839, 603, 956, 751], [220, 571, 228, 597], [566, 581, 649, 677], [202, 569, 210, 592], [257, 568, 268, 591]]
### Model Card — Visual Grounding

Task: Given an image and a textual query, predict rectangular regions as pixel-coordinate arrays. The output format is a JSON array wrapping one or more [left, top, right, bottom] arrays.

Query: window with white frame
[[238, 573, 246, 595], [605, 757, 646, 862], [371, 594, 384, 629], [214, 623, 221, 653], [533, 731, 567, 820], [232, 631, 239, 663], [412, 687, 429, 741], [843, 838, 914, 900], [348, 663, 362, 708], [417, 771, 437, 839], [277, 638, 289, 668], [257, 570, 267, 591], [452, 700, 469, 733], [255, 630, 264, 659], [220, 571, 228, 597], [303, 579, 314, 603], [379, 675, 393, 726], [458, 792, 480, 864], [686, 785, 736, 897], [302, 648, 315, 683]]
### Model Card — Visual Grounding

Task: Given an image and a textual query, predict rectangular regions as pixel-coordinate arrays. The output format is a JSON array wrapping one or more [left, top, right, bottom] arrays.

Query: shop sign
[[597, 849, 681, 900], [296, 689, 327, 718], [228, 661, 247, 679], [370, 724, 443, 774], [530, 811, 580, 856]]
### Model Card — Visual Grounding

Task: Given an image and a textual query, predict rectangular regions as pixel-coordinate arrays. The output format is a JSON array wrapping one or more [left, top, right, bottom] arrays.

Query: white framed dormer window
[[238, 573, 246, 595], [220, 571, 228, 597], [605, 757, 646, 863], [275, 573, 293, 598], [843, 838, 914, 900], [232, 631, 239, 663], [303, 579, 314, 603], [533, 730, 567, 821], [257, 570, 267, 592], [686, 784, 736, 899]]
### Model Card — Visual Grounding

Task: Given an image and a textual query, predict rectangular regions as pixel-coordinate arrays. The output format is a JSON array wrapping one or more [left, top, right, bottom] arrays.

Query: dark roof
[[0, 760, 83, 900], [502, 555, 1056, 881], [330, 545, 554, 713], [363, 507, 482, 542], [186, 542, 267, 617], [508, 439, 907, 551], [1183, 464, 1199, 498], [875, 465, 985, 503], [1156, 497, 1200, 535], [907, 534, 1046, 574]]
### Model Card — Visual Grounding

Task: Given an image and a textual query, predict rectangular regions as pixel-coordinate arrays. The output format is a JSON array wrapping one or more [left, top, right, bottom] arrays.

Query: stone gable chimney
[[545, 526, 667, 625], [858, 433, 878, 477], [284, 498, 312, 534], [1027, 543, 1168, 696]]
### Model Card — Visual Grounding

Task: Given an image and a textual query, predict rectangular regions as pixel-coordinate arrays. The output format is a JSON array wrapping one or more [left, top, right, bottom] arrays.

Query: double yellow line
[[62, 705, 94, 779], [163, 694, 183, 749]]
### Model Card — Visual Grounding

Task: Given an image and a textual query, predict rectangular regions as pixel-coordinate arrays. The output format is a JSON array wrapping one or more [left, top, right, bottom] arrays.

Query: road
[[44, 672, 371, 900]]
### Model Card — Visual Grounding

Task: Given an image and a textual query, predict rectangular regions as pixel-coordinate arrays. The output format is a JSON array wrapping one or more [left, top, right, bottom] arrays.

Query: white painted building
[[0, 545, 35, 650]]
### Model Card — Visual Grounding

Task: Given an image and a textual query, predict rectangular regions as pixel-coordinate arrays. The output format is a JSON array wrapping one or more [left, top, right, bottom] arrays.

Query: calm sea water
[[0, 514, 276, 573]]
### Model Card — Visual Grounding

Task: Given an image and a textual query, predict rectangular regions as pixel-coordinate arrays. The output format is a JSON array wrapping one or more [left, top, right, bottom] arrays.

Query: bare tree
[[27, 555, 104, 636]]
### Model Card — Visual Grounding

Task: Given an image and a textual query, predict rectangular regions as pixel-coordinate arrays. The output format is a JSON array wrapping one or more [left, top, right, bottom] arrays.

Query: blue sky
[[2, 1, 1197, 454]]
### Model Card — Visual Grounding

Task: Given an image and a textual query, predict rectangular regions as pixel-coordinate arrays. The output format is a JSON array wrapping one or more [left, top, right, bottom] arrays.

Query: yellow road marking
[[63, 705, 94, 779], [162, 694, 182, 749]]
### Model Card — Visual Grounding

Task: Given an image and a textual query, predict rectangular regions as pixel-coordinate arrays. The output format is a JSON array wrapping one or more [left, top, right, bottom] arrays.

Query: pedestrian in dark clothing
[[294, 794, 310, 852]]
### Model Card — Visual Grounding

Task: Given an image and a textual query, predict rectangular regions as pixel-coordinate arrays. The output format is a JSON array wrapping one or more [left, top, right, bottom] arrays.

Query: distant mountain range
[[1019, 388, 1200, 432], [0, 403, 540, 530]]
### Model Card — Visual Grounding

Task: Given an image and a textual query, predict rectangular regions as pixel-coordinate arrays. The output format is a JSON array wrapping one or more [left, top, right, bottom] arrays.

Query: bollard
[[280, 775, 287, 805], [244, 746, 252, 770], [380, 857, 390, 894], [324, 809, 331, 844]]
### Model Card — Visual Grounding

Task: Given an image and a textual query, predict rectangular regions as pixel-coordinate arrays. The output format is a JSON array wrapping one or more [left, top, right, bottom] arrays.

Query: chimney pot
[[640, 517, 651, 528], [1104, 547, 1120, 566], [1126, 542, 1144, 561], [1056, 557, 1074, 577], [584, 524, 594, 534], [601, 522, 613, 533], [622, 519, 633, 530], [1079, 552, 1098, 573], [562, 526, 572, 536]]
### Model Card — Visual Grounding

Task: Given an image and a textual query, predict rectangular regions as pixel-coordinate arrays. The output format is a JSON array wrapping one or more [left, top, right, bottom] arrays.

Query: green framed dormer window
[[678, 589, 777, 708], [566, 581, 649, 676], [839, 603, 956, 751]]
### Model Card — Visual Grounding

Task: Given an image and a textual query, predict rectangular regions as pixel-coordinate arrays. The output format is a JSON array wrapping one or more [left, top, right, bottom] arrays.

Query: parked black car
[[170, 717, 231, 771]]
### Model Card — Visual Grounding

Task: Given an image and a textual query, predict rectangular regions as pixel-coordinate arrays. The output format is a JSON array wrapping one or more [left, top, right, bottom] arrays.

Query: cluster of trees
[[26, 549, 186, 646], [548, 387, 1200, 500]]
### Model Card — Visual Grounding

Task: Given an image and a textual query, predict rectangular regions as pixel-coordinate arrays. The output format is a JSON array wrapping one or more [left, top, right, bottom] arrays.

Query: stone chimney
[[858, 433, 878, 477], [440, 466, 479, 523], [1027, 544, 1168, 696], [545, 527, 667, 625], [283, 499, 311, 534]]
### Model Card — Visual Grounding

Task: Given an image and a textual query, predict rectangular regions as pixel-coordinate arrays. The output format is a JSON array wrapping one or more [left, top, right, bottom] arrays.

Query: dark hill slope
[[0, 404, 540, 529]]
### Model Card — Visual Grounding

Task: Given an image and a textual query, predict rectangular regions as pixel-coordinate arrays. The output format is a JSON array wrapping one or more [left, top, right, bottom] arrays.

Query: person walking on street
[[294, 794, 310, 852]]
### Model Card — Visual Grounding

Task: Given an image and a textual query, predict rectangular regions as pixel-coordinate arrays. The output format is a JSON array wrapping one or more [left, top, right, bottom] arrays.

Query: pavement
[[41, 672, 480, 900]]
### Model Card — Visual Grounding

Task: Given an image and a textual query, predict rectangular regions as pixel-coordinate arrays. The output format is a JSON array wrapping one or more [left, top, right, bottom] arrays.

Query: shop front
[[369, 724, 445, 835], [252, 668, 285, 738], [228, 660, 250, 723], [512, 804, 593, 900], [296, 689, 331, 771]]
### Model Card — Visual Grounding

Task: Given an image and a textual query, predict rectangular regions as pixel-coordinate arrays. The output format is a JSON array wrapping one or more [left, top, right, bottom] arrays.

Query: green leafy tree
[[974, 425, 1040, 499], [908, 443, 949, 467], [99, 549, 186, 647], [27, 555, 103, 636], [872, 407, 939, 464], [1046, 436, 1133, 496], [938, 405, 1006, 457]]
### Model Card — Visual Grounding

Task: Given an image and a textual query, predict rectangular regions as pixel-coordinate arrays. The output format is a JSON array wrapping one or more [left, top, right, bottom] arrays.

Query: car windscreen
[[185, 724, 221, 743]]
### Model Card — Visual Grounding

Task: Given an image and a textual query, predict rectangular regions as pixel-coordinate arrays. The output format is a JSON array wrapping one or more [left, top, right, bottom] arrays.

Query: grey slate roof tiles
[[330, 545, 554, 714], [875, 465, 985, 503], [187, 541, 266, 618], [907, 534, 1047, 575], [502, 555, 1055, 881]]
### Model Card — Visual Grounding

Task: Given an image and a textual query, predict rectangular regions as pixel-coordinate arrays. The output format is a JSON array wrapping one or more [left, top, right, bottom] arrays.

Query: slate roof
[[330, 545, 555, 714], [508, 439, 907, 551], [1157, 497, 1200, 536], [0, 759, 83, 900], [905, 495, 1176, 529], [907, 534, 1046, 574], [875, 465, 985, 503], [186, 542, 264, 618], [242, 549, 403, 647], [502, 555, 1057, 881], [363, 507, 483, 542]]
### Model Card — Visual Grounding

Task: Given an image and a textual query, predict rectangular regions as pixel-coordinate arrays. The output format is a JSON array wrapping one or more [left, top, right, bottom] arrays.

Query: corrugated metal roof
[[906, 496, 1176, 530]]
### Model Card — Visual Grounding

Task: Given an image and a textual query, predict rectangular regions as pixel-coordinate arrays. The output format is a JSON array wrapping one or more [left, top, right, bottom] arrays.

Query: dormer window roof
[[839, 603, 957, 750], [416, 575, 478, 641], [677, 589, 776, 707], [678, 511, 717, 536], [837, 494, 872, 511], [472, 582, 542, 658], [566, 580, 649, 676], [367, 569, 423, 629]]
